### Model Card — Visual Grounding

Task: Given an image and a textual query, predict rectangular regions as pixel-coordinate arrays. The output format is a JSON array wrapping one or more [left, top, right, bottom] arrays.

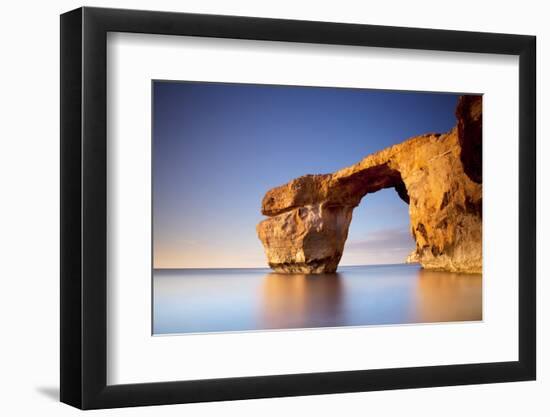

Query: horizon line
[[153, 262, 415, 271]]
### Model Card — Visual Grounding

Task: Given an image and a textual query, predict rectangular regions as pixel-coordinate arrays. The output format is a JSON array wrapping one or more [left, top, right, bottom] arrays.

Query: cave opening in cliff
[[340, 185, 415, 267]]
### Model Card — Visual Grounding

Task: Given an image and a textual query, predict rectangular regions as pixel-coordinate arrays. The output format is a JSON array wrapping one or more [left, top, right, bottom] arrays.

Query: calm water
[[153, 264, 482, 335]]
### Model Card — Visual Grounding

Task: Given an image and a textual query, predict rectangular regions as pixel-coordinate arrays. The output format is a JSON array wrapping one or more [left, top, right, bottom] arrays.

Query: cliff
[[256, 95, 482, 274]]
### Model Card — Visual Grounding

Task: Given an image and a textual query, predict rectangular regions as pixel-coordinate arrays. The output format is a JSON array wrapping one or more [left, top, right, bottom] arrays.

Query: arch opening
[[341, 184, 414, 267]]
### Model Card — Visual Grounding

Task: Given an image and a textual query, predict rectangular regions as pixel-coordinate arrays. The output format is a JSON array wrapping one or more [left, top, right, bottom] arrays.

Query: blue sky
[[153, 81, 460, 268]]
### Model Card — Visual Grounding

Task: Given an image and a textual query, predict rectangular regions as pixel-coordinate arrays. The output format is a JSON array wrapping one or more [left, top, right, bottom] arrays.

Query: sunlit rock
[[257, 95, 482, 274]]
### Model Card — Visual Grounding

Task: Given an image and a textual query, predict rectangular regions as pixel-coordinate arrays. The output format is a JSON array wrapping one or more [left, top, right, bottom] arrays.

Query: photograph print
[[152, 81, 482, 335]]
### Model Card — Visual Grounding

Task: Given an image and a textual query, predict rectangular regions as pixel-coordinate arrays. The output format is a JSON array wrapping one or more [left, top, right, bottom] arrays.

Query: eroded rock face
[[257, 204, 353, 273], [257, 95, 482, 274], [456, 95, 483, 184]]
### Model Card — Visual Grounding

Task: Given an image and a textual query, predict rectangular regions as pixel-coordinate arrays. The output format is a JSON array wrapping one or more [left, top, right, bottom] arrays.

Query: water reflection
[[153, 264, 482, 335], [261, 273, 344, 329], [412, 268, 482, 323]]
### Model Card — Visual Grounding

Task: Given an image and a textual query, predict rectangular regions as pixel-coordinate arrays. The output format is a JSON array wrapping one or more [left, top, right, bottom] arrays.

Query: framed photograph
[[60, 6, 536, 409]]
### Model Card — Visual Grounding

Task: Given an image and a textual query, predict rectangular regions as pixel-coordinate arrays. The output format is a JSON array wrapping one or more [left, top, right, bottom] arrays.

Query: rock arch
[[257, 95, 482, 274]]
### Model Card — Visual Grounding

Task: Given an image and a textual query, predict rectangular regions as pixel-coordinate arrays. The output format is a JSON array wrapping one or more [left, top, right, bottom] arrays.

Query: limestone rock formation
[[257, 95, 482, 274], [456, 95, 483, 184]]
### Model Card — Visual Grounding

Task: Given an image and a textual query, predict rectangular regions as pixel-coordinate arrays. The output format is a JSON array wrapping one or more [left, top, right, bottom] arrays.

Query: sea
[[153, 263, 482, 335]]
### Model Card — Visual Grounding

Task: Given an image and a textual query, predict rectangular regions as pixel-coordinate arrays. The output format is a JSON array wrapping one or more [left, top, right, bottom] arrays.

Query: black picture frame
[[60, 6, 536, 410]]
